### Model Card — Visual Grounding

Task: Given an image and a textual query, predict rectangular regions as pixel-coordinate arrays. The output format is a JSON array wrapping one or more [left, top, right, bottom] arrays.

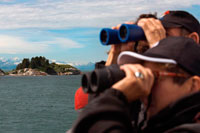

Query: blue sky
[[0, 0, 200, 65]]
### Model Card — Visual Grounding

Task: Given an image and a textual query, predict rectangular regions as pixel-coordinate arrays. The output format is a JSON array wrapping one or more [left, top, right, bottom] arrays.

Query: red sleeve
[[74, 87, 88, 110]]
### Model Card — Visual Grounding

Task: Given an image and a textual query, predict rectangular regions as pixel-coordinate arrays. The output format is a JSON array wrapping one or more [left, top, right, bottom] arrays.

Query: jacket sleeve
[[164, 123, 200, 133], [71, 88, 135, 133]]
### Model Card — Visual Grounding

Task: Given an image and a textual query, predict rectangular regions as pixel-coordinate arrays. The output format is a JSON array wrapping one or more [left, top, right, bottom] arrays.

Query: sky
[[0, 0, 200, 65]]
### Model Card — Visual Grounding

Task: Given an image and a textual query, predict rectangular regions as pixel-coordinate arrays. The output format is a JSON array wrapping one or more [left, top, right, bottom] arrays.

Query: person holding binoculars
[[104, 10, 200, 66], [72, 36, 200, 133], [73, 14, 159, 113], [105, 13, 158, 66]]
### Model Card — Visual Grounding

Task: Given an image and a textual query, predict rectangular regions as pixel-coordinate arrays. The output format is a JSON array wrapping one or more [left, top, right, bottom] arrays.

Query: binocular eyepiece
[[82, 64, 125, 93], [100, 24, 146, 45], [100, 28, 121, 45]]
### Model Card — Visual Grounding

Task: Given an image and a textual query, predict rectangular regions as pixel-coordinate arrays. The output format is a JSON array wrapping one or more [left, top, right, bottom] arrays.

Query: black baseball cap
[[160, 10, 200, 36], [117, 36, 200, 76]]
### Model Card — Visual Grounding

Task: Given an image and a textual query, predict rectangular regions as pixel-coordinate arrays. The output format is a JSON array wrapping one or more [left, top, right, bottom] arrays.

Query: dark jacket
[[72, 89, 200, 133]]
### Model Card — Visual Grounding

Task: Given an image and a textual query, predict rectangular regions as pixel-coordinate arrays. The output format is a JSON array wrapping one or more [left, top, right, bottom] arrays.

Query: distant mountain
[[0, 57, 21, 71], [49, 60, 95, 71], [72, 62, 95, 72]]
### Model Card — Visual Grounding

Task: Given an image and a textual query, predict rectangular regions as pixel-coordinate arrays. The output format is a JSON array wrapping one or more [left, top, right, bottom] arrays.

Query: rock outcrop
[[8, 67, 80, 76], [0, 69, 5, 76], [9, 68, 48, 76], [57, 68, 81, 75]]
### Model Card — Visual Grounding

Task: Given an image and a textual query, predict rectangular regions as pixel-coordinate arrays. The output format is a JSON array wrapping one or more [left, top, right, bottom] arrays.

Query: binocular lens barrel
[[81, 72, 92, 93], [90, 71, 99, 92], [90, 68, 111, 93], [119, 25, 127, 40], [99, 28, 121, 45], [118, 24, 146, 42], [99, 24, 146, 45], [81, 64, 125, 93]]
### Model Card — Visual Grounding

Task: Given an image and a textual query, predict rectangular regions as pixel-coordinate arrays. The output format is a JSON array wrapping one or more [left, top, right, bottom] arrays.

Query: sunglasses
[[152, 71, 189, 79]]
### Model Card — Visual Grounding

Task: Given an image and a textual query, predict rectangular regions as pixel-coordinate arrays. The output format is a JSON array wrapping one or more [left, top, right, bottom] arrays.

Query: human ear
[[190, 76, 200, 92], [188, 32, 199, 44]]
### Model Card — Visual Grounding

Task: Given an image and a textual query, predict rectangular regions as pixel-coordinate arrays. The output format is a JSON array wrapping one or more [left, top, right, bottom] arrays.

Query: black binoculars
[[82, 64, 125, 93], [100, 24, 146, 45]]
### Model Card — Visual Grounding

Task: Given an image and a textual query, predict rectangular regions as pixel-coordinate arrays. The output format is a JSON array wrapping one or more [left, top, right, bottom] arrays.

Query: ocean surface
[[0, 75, 81, 133]]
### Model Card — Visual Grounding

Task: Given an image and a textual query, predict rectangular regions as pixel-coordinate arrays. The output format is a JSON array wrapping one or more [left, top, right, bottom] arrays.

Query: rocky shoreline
[[8, 68, 48, 76], [0, 68, 81, 76]]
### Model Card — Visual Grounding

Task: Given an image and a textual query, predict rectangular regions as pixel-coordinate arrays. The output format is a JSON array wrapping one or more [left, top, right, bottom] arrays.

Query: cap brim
[[117, 51, 177, 65]]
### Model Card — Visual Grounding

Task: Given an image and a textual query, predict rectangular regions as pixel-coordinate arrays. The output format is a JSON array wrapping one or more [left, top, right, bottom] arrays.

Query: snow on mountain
[[51, 60, 95, 71], [0, 57, 21, 70], [50, 59, 95, 71], [72, 62, 95, 71]]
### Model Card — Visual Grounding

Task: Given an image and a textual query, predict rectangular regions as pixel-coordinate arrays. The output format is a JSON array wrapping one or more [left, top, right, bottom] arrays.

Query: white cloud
[[55, 38, 83, 48], [0, 35, 48, 54], [0, 0, 199, 29], [0, 35, 83, 54], [0, 0, 13, 2], [45, 38, 83, 48]]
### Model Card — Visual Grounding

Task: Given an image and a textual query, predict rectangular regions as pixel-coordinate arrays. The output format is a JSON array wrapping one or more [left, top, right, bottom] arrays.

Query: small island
[[7, 56, 80, 76]]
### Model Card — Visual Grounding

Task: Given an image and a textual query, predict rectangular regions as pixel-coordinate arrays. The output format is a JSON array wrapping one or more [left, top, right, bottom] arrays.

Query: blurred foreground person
[[72, 36, 200, 133]]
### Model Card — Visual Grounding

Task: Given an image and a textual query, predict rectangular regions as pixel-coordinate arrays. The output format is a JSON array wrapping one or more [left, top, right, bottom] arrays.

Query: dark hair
[[135, 13, 157, 25], [180, 28, 190, 36]]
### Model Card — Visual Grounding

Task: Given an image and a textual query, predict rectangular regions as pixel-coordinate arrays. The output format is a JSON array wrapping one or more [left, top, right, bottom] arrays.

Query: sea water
[[0, 75, 81, 133]]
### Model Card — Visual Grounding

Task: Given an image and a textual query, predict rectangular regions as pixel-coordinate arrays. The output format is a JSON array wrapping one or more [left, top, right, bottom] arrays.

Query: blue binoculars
[[99, 24, 146, 45]]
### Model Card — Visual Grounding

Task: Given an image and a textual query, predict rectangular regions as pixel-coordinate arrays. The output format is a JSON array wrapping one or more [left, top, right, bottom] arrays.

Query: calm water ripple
[[0, 75, 81, 133]]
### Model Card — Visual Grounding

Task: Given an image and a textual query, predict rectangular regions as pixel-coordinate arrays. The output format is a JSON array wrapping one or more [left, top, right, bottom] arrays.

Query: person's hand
[[105, 22, 135, 66], [137, 18, 166, 48], [112, 64, 154, 102], [111, 21, 136, 52]]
